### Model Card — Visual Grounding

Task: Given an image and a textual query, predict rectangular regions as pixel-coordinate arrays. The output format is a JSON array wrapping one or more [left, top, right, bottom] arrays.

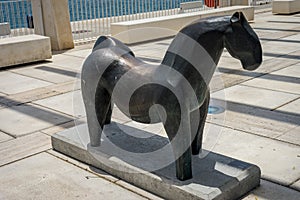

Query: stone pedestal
[[32, 0, 74, 50], [52, 123, 261, 200]]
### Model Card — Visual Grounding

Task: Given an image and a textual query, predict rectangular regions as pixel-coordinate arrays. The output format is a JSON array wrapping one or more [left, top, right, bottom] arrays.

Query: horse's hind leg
[[163, 104, 192, 181], [104, 103, 113, 125], [82, 75, 111, 147], [192, 90, 210, 155]]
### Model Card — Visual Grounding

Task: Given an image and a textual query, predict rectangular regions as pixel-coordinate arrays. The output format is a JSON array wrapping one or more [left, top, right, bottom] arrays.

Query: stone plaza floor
[[0, 10, 299, 199]]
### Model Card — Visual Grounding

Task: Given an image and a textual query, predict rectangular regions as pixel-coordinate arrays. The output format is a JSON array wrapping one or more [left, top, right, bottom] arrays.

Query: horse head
[[224, 12, 262, 71]]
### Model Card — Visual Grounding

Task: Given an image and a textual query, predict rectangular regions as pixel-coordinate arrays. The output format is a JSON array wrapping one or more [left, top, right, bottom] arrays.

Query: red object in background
[[205, 0, 219, 8]]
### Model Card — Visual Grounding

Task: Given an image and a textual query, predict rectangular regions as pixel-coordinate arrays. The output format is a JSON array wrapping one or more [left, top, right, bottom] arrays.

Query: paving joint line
[[0, 150, 50, 168], [260, 177, 300, 192], [271, 97, 300, 111]]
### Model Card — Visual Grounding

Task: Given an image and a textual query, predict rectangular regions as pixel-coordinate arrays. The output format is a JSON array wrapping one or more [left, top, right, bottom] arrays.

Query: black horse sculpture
[[81, 12, 262, 181]]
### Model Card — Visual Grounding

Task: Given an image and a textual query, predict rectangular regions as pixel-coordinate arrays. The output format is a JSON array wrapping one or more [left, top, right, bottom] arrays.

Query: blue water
[[0, 0, 197, 28]]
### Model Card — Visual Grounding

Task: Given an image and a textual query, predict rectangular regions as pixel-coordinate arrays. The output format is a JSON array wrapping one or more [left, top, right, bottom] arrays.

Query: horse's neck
[[162, 30, 224, 85]]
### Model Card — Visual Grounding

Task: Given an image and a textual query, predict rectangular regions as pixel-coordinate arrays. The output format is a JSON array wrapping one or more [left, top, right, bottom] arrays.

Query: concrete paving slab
[[52, 123, 261, 200], [276, 98, 300, 115], [277, 126, 300, 146], [291, 179, 300, 191], [50, 149, 162, 199], [210, 73, 252, 92], [50, 54, 85, 71], [0, 131, 13, 143], [34, 90, 86, 118], [41, 119, 85, 136], [272, 64, 300, 78], [0, 71, 52, 95], [241, 70, 300, 95], [0, 86, 60, 107], [47, 149, 119, 183], [282, 33, 300, 41], [261, 43, 299, 56], [0, 152, 147, 200], [63, 49, 92, 58], [243, 180, 300, 200], [0, 132, 51, 166], [217, 56, 242, 71], [212, 124, 300, 186], [0, 104, 72, 137], [11, 63, 77, 84], [134, 49, 165, 60], [255, 56, 300, 74], [257, 31, 296, 40], [116, 180, 164, 200], [48, 80, 81, 94], [207, 98, 299, 139], [212, 85, 298, 110]]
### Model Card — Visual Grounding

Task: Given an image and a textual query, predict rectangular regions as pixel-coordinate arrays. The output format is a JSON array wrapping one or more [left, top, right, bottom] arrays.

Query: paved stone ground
[[0, 11, 299, 199]]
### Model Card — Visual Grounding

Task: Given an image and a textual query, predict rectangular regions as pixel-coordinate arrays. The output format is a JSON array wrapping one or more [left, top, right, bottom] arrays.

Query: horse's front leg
[[191, 90, 210, 155], [163, 103, 192, 181]]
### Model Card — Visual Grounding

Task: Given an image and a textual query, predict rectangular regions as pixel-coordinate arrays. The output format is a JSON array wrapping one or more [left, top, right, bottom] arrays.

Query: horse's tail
[[93, 36, 135, 56]]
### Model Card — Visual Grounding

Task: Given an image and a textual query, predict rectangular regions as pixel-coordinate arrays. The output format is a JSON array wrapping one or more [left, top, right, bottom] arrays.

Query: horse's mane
[[180, 15, 231, 38]]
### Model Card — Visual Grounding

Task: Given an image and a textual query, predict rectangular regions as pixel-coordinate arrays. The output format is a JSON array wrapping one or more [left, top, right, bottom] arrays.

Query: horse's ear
[[230, 12, 241, 23]]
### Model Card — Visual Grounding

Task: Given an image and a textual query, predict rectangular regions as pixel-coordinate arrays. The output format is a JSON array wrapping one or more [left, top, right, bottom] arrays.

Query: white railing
[[69, 0, 231, 44], [0, 0, 34, 38], [0, 0, 271, 43]]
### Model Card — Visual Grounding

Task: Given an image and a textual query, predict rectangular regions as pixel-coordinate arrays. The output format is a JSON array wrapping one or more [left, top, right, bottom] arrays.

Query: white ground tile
[[207, 98, 299, 138], [291, 179, 300, 191], [243, 180, 300, 200], [0, 71, 52, 95], [48, 80, 81, 94], [276, 98, 300, 115], [247, 64, 300, 92], [212, 85, 298, 110], [34, 90, 86, 118], [63, 49, 92, 58], [277, 126, 300, 146], [282, 33, 300, 41], [0, 132, 51, 166], [0, 131, 13, 143], [0, 153, 146, 200], [212, 125, 300, 185], [241, 72, 300, 95], [0, 104, 72, 137], [272, 64, 300, 78], [11, 64, 77, 83], [217, 56, 242, 71], [47, 149, 119, 183], [115, 180, 164, 200], [256, 56, 300, 74], [50, 54, 85, 71], [262, 41, 299, 52]]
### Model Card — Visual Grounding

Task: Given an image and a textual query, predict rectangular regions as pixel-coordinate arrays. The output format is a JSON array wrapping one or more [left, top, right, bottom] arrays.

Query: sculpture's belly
[[114, 84, 165, 124]]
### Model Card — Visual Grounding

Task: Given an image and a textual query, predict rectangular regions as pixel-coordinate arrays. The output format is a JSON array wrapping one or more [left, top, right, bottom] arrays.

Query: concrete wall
[[111, 6, 255, 44], [0, 35, 52, 68], [31, 0, 74, 51], [272, 0, 300, 14]]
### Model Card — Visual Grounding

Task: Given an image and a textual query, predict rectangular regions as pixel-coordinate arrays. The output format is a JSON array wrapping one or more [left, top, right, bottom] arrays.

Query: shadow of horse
[[81, 12, 262, 181]]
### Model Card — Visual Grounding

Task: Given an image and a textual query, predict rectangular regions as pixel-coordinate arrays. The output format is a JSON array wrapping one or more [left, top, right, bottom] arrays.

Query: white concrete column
[[31, 0, 44, 36], [32, 0, 74, 50]]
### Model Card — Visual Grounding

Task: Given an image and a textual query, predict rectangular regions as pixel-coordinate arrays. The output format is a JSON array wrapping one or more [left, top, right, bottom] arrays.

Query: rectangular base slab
[[52, 123, 261, 200]]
